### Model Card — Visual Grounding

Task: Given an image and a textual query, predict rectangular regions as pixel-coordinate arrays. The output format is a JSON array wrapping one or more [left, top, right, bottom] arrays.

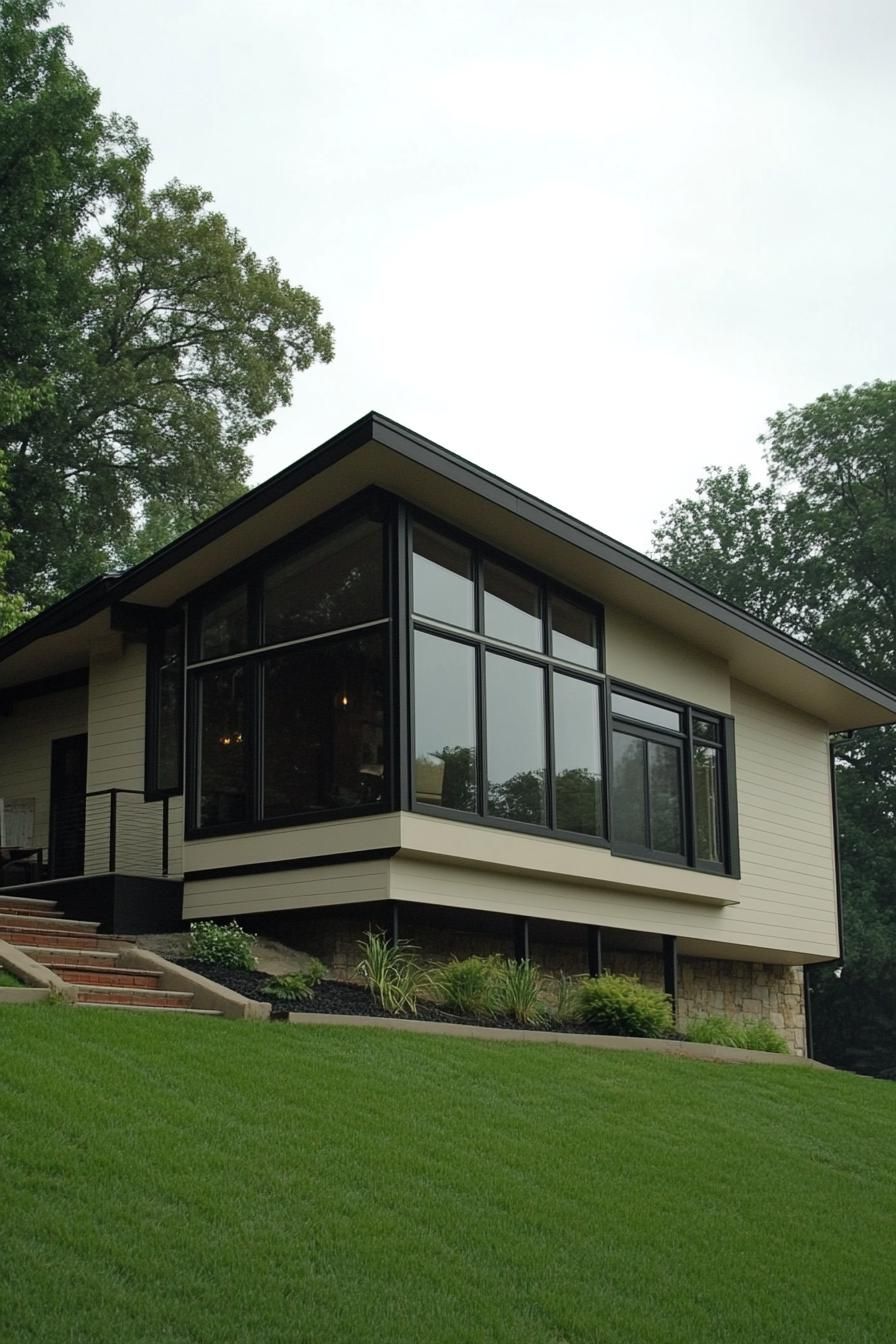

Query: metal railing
[[49, 789, 170, 879]]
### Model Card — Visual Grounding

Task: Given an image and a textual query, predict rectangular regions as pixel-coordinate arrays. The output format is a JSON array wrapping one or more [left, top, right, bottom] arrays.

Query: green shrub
[[263, 959, 328, 1003], [686, 1015, 788, 1054], [576, 973, 675, 1038], [432, 956, 501, 1017], [493, 959, 548, 1026], [356, 931, 430, 1015], [188, 920, 256, 970]]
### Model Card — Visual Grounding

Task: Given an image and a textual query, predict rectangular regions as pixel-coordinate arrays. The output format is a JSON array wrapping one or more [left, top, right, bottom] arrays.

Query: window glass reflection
[[611, 693, 681, 733], [648, 740, 684, 855], [551, 597, 599, 669], [263, 632, 385, 818], [694, 744, 722, 863], [612, 732, 647, 848], [198, 665, 248, 827], [264, 518, 383, 646], [486, 654, 546, 824], [554, 674, 604, 835], [412, 526, 475, 630], [483, 561, 542, 650], [414, 632, 478, 811], [199, 585, 248, 661]]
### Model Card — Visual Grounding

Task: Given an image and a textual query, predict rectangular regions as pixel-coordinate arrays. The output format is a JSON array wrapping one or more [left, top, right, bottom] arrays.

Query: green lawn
[[1, 1005, 894, 1344], [0, 969, 22, 986]]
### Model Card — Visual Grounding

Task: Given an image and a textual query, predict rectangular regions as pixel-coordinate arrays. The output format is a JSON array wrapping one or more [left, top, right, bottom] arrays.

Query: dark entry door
[[49, 734, 88, 878]]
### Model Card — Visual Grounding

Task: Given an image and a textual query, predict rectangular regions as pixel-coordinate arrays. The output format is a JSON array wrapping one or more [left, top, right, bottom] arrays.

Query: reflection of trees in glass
[[415, 745, 477, 812], [693, 744, 720, 861], [488, 768, 546, 825], [555, 767, 603, 836], [612, 733, 646, 847]]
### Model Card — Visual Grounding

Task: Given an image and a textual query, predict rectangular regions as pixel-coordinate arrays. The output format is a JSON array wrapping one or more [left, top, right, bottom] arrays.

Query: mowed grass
[[0, 969, 22, 986], [2, 1006, 894, 1344]]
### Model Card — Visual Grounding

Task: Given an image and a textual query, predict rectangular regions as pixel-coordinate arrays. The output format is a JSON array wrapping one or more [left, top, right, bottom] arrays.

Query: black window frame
[[145, 611, 185, 802], [184, 489, 395, 840], [407, 509, 610, 848], [609, 680, 739, 877]]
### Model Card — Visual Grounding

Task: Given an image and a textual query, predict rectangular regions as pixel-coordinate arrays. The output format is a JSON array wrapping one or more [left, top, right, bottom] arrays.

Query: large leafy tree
[[0, 0, 333, 617], [653, 381, 896, 1077]]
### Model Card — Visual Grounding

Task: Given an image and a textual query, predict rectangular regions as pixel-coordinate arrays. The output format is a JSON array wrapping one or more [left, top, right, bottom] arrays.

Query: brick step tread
[[0, 894, 59, 912], [0, 913, 100, 932], [46, 964, 163, 988], [74, 986, 194, 1007], [0, 928, 135, 948], [75, 1003, 222, 1016], [0, 902, 61, 916], [14, 945, 120, 965]]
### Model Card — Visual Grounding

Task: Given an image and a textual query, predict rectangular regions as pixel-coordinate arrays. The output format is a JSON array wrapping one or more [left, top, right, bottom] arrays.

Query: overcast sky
[[63, 0, 896, 551]]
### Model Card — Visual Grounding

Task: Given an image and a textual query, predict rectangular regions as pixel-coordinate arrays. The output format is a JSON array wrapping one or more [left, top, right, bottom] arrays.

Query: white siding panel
[[85, 643, 184, 877], [0, 687, 88, 851], [183, 860, 390, 920]]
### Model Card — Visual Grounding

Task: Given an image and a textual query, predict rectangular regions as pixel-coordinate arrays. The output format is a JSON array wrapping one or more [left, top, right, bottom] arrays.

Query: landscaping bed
[[175, 959, 617, 1033]]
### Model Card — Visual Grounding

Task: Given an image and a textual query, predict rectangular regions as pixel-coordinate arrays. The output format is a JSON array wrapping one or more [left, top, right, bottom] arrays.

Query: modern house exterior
[[2, 412, 894, 1053]]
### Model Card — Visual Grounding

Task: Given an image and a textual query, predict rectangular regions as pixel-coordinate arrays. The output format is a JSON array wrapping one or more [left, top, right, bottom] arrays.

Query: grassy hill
[[2, 1004, 894, 1344]]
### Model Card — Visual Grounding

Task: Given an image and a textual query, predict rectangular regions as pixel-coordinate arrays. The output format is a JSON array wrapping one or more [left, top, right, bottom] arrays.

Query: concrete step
[[75, 1002, 222, 1016], [0, 895, 59, 915], [73, 985, 195, 1009], [0, 912, 99, 933], [16, 945, 120, 967], [45, 963, 163, 990]]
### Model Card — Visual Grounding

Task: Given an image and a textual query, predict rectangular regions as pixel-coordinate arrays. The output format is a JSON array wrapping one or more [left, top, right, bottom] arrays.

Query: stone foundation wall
[[250, 905, 806, 1055]]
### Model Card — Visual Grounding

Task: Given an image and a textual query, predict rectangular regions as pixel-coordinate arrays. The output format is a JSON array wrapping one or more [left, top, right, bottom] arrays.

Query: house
[[2, 412, 894, 1052]]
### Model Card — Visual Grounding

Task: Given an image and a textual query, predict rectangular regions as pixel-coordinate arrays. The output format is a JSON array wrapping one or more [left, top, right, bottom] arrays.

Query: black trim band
[[183, 846, 399, 883]]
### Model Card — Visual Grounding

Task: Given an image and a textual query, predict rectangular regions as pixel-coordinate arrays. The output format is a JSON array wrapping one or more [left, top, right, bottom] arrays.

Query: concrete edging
[[119, 948, 271, 1020], [285, 1011, 832, 1067], [0, 938, 77, 1002], [0, 985, 51, 1004]]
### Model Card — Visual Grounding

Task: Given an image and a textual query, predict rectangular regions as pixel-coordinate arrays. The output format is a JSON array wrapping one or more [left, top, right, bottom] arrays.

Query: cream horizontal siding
[[85, 642, 184, 877], [390, 679, 839, 962], [0, 687, 88, 851], [183, 813, 402, 875], [604, 604, 731, 712], [183, 859, 390, 920]]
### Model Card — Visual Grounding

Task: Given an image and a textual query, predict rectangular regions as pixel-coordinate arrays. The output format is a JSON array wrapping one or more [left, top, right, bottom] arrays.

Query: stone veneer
[[253, 905, 807, 1057]]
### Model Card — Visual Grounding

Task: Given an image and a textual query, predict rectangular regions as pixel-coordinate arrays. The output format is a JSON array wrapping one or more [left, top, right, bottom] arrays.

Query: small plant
[[188, 920, 256, 970], [493, 958, 548, 1026], [576, 973, 675, 1038], [433, 956, 501, 1018], [686, 1014, 788, 1054], [356, 930, 429, 1015], [546, 971, 585, 1026], [263, 959, 328, 1003]]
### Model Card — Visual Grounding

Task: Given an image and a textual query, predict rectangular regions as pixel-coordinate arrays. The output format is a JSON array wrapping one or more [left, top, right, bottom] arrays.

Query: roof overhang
[[1, 411, 894, 732]]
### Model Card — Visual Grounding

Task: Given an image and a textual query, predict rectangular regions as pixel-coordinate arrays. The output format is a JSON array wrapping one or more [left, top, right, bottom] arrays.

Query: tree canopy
[[0, 0, 333, 620], [653, 380, 896, 1078]]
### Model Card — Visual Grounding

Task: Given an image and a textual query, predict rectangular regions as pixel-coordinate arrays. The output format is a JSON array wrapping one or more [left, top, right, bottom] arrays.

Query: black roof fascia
[[1, 409, 896, 719]]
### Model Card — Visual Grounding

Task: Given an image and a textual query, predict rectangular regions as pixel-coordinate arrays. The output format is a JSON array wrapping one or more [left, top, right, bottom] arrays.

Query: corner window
[[187, 503, 389, 836], [146, 616, 184, 799]]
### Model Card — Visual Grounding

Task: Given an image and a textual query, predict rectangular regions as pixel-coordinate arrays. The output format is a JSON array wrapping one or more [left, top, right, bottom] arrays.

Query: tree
[[653, 381, 896, 1077], [0, 0, 333, 614]]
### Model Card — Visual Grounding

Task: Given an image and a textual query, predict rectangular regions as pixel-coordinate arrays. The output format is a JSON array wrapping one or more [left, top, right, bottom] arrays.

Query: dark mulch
[[174, 959, 610, 1033]]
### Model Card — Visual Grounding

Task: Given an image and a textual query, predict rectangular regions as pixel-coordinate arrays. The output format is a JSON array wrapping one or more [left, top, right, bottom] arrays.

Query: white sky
[[63, 0, 896, 551]]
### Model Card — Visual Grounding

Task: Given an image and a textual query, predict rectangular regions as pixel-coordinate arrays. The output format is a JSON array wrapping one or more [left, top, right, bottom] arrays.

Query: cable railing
[[49, 789, 170, 879]]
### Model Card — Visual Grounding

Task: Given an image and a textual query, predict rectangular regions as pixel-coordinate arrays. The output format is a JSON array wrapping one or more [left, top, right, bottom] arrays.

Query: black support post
[[803, 966, 814, 1060], [662, 934, 678, 1017], [586, 926, 603, 977], [386, 900, 400, 948], [513, 915, 530, 963]]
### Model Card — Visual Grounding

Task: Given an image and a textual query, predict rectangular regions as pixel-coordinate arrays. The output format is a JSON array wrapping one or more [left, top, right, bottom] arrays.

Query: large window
[[187, 504, 388, 835], [410, 519, 606, 840], [610, 689, 732, 873]]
